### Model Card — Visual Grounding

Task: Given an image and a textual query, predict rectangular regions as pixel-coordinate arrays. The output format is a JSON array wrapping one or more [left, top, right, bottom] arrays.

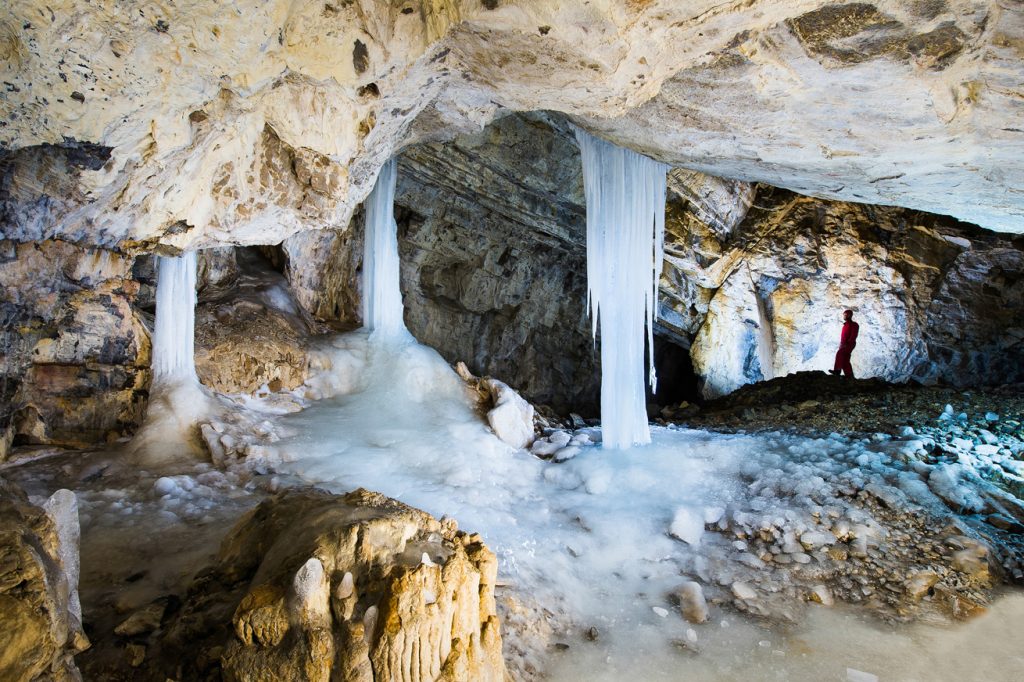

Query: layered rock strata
[[0, 243, 316, 452], [0, 240, 151, 456], [275, 112, 600, 413], [161, 487, 506, 682], [193, 249, 321, 395], [671, 186, 1024, 397]]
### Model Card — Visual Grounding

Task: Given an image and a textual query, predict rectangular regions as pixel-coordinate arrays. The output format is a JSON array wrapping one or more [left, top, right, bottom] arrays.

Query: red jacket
[[840, 321, 859, 350]]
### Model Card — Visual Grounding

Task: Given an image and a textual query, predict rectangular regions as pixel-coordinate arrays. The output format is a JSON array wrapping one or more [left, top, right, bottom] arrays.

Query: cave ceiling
[[1, 0, 1021, 251]]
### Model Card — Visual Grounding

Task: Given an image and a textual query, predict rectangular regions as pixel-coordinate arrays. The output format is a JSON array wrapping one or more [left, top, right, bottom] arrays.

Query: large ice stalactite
[[362, 158, 409, 343], [152, 253, 198, 384], [575, 130, 668, 449]]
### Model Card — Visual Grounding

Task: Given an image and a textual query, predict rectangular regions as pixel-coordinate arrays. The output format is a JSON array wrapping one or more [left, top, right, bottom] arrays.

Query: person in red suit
[[829, 309, 859, 378]]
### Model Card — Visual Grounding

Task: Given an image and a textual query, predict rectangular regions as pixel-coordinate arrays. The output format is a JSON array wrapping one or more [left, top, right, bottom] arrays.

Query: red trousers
[[833, 346, 855, 378]]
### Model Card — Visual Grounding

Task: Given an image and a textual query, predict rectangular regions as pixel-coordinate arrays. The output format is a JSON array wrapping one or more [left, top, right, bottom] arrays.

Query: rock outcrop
[[669, 186, 1024, 397], [194, 250, 319, 395], [1, 0, 1022, 254], [0, 478, 88, 681], [161, 488, 506, 682], [3, 110, 1022, 438], [276, 113, 599, 413], [0, 240, 151, 455]]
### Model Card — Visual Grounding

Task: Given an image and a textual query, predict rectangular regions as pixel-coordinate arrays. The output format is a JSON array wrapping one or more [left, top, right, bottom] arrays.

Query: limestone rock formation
[[454, 362, 537, 449], [194, 250, 319, 395], [1, 0, 1022, 255], [670, 187, 1024, 397], [163, 488, 506, 682], [276, 112, 599, 413], [0, 240, 151, 455], [0, 478, 88, 681], [481, 378, 536, 450]]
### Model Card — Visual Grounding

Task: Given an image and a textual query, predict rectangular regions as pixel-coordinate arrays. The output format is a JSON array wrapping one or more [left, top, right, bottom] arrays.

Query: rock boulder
[[163, 488, 507, 682], [0, 478, 88, 681]]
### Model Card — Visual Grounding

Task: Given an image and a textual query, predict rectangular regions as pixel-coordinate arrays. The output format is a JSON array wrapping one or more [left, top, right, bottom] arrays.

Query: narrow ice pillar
[[575, 129, 668, 449], [152, 252, 198, 384], [362, 158, 407, 340]]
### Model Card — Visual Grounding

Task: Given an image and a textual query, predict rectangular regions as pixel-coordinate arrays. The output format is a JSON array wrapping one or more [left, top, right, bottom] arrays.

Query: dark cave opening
[[648, 334, 701, 410]]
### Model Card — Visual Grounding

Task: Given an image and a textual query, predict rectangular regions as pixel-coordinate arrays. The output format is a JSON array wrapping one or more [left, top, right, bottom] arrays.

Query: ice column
[[152, 252, 198, 384], [362, 158, 408, 340], [575, 129, 668, 449]]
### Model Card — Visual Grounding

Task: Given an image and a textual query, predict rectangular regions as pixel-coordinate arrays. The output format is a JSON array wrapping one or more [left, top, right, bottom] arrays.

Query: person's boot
[[828, 369, 839, 376]]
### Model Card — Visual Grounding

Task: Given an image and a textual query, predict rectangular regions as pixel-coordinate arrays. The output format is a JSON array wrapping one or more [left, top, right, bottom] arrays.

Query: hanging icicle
[[152, 252, 198, 384], [362, 158, 409, 341], [575, 129, 668, 449]]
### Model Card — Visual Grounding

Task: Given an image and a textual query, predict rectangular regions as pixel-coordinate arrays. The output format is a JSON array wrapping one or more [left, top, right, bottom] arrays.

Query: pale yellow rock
[[0, 0, 1021, 254], [204, 487, 507, 682], [0, 479, 88, 682]]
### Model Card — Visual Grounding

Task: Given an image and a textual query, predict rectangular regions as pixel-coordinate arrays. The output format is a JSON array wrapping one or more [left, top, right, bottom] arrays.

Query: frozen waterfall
[[575, 130, 669, 450], [152, 252, 198, 384], [362, 158, 409, 341]]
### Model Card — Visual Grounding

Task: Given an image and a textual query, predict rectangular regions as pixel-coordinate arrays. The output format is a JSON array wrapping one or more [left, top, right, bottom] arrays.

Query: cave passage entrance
[[647, 334, 701, 412]]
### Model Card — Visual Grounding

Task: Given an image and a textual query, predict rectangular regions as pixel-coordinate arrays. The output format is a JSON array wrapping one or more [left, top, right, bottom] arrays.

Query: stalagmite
[[362, 159, 409, 342], [575, 129, 668, 449], [152, 253, 198, 384]]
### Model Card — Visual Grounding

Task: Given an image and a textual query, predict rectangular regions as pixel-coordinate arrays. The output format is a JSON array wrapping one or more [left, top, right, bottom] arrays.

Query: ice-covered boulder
[[163, 487, 506, 682], [0, 479, 88, 681], [482, 378, 535, 450]]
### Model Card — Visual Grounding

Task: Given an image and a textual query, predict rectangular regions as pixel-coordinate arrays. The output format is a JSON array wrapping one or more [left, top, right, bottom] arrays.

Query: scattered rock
[[115, 598, 169, 637], [731, 582, 757, 601], [674, 581, 709, 624], [808, 584, 834, 606], [904, 572, 940, 602], [125, 642, 146, 668]]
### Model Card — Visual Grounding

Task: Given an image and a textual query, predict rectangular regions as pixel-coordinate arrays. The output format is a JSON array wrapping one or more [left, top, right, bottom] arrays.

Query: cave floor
[[3, 352, 1023, 681]]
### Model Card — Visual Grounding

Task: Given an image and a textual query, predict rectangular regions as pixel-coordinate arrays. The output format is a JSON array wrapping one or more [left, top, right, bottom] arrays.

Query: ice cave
[[1, 2, 1024, 681]]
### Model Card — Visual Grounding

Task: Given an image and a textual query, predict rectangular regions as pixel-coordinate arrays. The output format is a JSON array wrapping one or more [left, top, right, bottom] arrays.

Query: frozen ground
[[3, 332, 1023, 680], [212, 333, 1024, 679]]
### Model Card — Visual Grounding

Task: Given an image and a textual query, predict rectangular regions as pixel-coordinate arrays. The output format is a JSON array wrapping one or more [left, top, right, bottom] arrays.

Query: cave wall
[[280, 112, 1024, 407], [3, 112, 1023, 449], [668, 187, 1024, 397], [0, 240, 150, 457], [0, 243, 307, 457], [278, 113, 600, 413]]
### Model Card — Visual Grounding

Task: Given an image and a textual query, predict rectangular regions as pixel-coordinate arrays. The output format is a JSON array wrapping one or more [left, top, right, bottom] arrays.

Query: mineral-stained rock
[[194, 298, 310, 395], [671, 187, 1024, 398], [278, 113, 600, 413], [194, 249, 320, 395], [673, 581, 709, 624], [0, 478, 88, 681], [162, 487, 506, 682], [0, 240, 151, 452]]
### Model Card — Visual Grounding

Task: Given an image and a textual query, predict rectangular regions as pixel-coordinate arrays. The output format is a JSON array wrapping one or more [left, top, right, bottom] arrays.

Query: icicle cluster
[[362, 158, 408, 341], [152, 253, 198, 383], [575, 129, 668, 449]]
